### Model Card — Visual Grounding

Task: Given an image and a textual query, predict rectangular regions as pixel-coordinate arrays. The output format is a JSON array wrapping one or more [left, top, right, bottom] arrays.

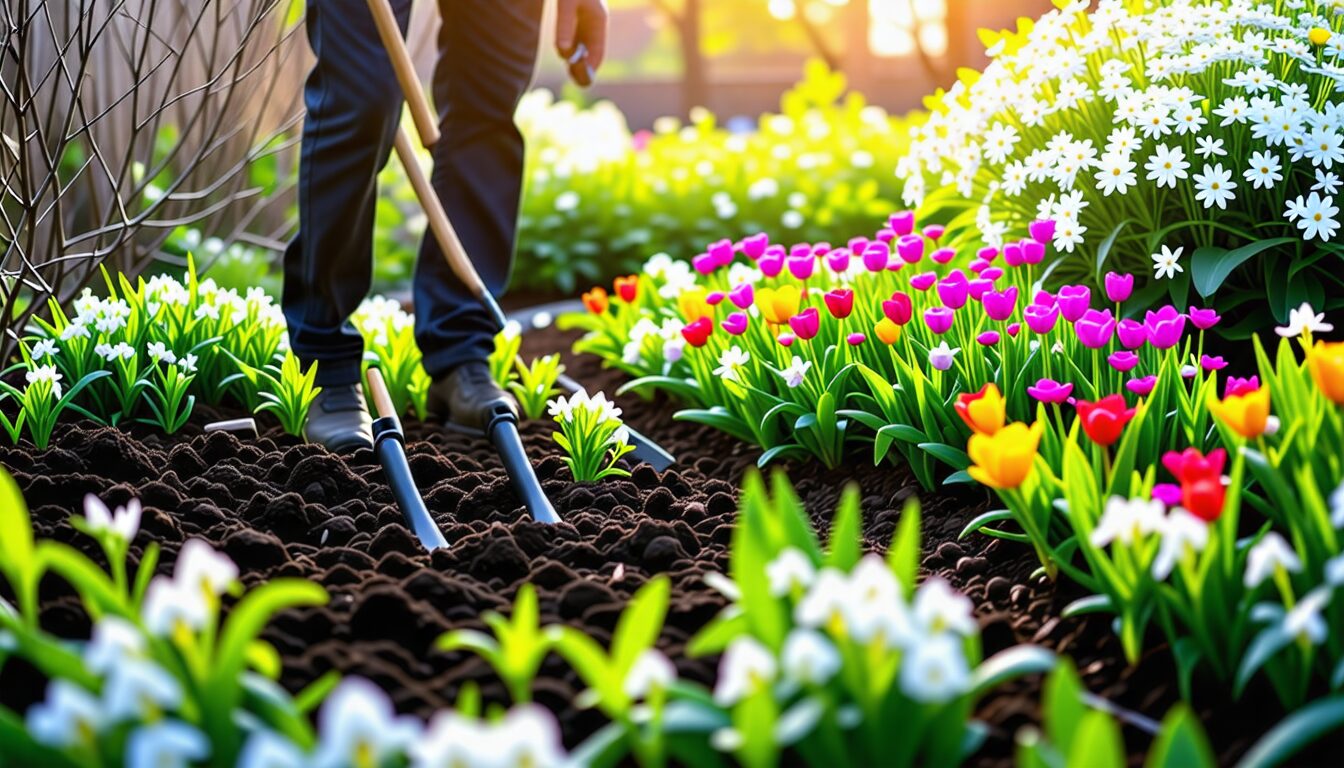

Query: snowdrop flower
[[1152, 244, 1184, 280], [174, 538, 239, 598], [766, 548, 816, 597], [1245, 532, 1303, 589], [102, 659, 182, 722], [27, 680, 104, 749], [910, 578, 977, 637], [775, 356, 811, 389], [142, 576, 210, 636], [794, 568, 848, 628], [1275, 302, 1335, 337], [29, 338, 58, 360], [83, 494, 142, 542], [713, 636, 777, 706], [194, 303, 221, 321], [146, 341, 177, 365], [24, 365, 63, 399], [781, 628, 841, 686], [238, 729, 307, 768], [843, 556, 916, 647], [1091, 497, 1166, 547], [84, 616, 146, 675], [312, 678, 422, 768], [928, 341, 959, 371], [624, 649, 677, 700], [899, 633, 971, 704], [1152, 509, 1210, 581], [1281, 587, 1333, 645], [713, 345, 750, 383], [1326, 553, 1344, 587], [179, 353, 199, 373], [125, 721, 209, 768], [60, 322, 91, 341], [411, 711, 481, 768]]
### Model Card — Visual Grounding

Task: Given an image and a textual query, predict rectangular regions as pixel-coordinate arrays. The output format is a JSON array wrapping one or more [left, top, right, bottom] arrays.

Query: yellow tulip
[[874, 318, 902, 345], [678, 288, 714, 323], [756, 285, 801, 325], [967, 421, 1042, 490], [1310, 27, 1333, 46], [1309, 341, 1344, 405], [956, 383, 1006, 436], [1209, 386, 1271, 438]]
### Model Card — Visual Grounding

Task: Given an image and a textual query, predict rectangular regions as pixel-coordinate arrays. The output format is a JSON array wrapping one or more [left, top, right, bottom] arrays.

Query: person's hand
[[555, 0, 607, 86]]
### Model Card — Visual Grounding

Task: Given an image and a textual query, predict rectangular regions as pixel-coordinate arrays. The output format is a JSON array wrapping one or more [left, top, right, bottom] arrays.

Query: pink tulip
[[848, 236, 870, 254], [706, 291, 726, 305], [1126, 375, 1158, 396], [824, 289, 854, 319], [937, 278, 970, 310], [826, 249, 851, 273], [721, 312, 748, 335], [789, 308, 820, 340], [1057, 285, 1092, 323], [982, 286, 1018, 321], [968, 279, 994, 301], [1002, 242, 1024, 267], [977, 331, 1000, 345], [1144, 306, 1186, 349], [1024, 303, 1060, 334], [692, 252, 716, 275], [1075, 308, 1116, 349], [978, 246, 1000, 263], [863, 244, 891, 272], [883, 292, 914, 325], [1189, 307, 1221, 330], [890, 210, 916, 236], [1028, 378, 1073, 404], [729, 283, 754, 309], [1021, 238, 1046, 265], [787, 256, 815, 281], [1108, 350, 1139, 372], [910, 272, 937, 291], [924, 224, 946, 241], [969, 259, 990, 274], [1226, 376, 1260, 397], [924, 306, 955, 334], [847, 332, 866, 345], [1201, 355, 1227, 371], [790, 243, 813, 259], [1029, 219, 1056, 244], [759, 252, 785, 278], [1116, 319, 1148, 349], [709, 238, 735, 267], [777, 332, 796, 347], [876, 227, 896, 244], [1104, 272, 1134, 303], [1007, 322, 1022, 336], [741, 233, 769, 260], [896, 235, 925, 264], [931, 247, 956, 264], [982, 267, 1005, 281]]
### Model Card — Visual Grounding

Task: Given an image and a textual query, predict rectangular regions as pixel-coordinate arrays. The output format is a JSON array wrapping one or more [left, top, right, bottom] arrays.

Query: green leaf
[[917, 442, 971, 470], [0, 468, 34, 590], [1094, 219, 1132, 283], [1190, 238, 1294, 299], [1236, 695, 1344, 768], [612, 576, 670, 673], [1144, 704, 1215, 768], [887, 498, 921, 599], [1068, 709, 1125, 768], [1043, 659, 1085, 757], [968, 645, 1055, 699], [824, 484, 863, 570]]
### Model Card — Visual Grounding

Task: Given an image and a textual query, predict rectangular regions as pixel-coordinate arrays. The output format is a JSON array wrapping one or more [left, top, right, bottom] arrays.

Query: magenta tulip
[[1021, 238, 1046, 264], [706, 291, 726, 305], [1188, 307, 1221, 330], [1104, 272, 1134, 303], [758, 252, 785, 278], [1116, 319, 1148, 349], [982, 286, 1018, 321], [890, 210, 916, 236], [876, 227, 896, 243], [1108, 351, 1139, 372], [741, 233, 769, 260], [1058, 285, 1092, 323], [1007, 322, 1021, 336], [826, 249, 851, 273], [692, 252, 716, 275], [1144, 306, 1186, 349], [1075, 308, 1116, 348], [824, 289, 854, 319], [1201, 354, 1227, 371], [1126, 375, 1158, 396], [937, 278, 970, 310], [847, 332, 866, 345], [968, 279, 995, 301], [978, 246, 999, 262], [1002, 241, 1024, 267], [923, 224, 946, 241], [924, 306, 955, 334], [787, 256, 815, 281], [1024, 303, 1061, 334], [1226, 376, 1260, 397], [848, 236, 870, 254], [709, 238, 735, 267], [982, 267, 1005, 281], [1028, 378, 1074, 404], [931, 247, 956, 264], [721, 312, 748, 335], [1029, 219, 1056, 243], [789, 308, 820, 340], [910, 272, 937, 291], [777, 333, 796, 347], [863, 244, 891, 272], [896, 235, 925, 264], [977, 331, 1000, 346], [729, 283, 755, 309]]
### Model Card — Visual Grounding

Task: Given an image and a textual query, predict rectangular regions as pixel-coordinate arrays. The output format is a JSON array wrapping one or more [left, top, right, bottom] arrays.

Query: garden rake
[[362, 0, 675, 533]]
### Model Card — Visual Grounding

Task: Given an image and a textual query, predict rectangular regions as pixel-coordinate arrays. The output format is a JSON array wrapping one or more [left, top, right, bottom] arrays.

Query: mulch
[[0, 324, 1290, 765]]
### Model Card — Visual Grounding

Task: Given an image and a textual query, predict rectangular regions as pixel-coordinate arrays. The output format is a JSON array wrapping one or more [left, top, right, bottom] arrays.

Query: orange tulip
[[1209, 386, 1271, 438], [1309, 341, 1344, 405], [582, 287, 609, 315], [967, 421, 1042, 490], [955, 383, 1006, 436], [874, 318, 902, 345], [756, 286, 801, 325], [678, 288, 714, 323]]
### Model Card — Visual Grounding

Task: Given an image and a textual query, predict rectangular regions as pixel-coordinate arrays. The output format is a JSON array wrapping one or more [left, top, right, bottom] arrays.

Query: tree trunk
[[679, 0, 707, 116]]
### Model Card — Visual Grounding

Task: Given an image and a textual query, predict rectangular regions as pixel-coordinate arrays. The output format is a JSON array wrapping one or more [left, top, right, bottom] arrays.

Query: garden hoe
[[362, 0, 674, 535]]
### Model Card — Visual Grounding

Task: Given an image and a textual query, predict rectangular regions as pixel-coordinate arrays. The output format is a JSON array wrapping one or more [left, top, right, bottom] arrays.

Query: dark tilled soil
[[0, 324, 1285, 765]]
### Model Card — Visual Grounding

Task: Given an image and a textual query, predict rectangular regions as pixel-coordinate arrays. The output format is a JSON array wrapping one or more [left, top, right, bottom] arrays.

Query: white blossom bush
[[900, 0, 1344, 324]]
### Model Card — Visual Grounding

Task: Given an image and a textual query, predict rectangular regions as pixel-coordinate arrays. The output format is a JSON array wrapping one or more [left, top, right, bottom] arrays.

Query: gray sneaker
[[304, 383, 374, 453]]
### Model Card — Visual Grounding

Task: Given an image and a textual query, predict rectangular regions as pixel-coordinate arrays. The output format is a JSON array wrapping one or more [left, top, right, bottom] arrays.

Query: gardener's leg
[[283, 0, 411, 451], [284, 0, 412, 388], [418, 0, 543, 429]]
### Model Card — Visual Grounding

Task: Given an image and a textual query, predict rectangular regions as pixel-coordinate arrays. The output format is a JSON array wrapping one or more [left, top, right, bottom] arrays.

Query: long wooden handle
[[366, 0, 441, 148], [392, 127, 490, 300], [365, 367, 398, 420]]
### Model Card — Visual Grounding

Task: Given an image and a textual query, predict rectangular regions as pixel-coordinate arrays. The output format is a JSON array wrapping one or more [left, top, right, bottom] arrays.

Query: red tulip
[[681, 317, 713, 347], [882, 291, 913, 325], [1182, 476, 1226, 522], [614, 275, 638, 303], [1075, 394, 1136, 447], [1161, 447, 1227, 521], [824, 289, 854, 319]]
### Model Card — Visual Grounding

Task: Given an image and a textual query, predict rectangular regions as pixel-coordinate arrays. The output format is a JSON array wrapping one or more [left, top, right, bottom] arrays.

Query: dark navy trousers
[[284, 0, 544, 386]]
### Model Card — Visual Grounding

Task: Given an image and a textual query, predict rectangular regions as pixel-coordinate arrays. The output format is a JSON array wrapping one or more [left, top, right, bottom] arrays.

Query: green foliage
[[437, 584, 551, 705], [550, 390, 637, 481], [510, 353, 565, 421], [250, 350, 322, 438]]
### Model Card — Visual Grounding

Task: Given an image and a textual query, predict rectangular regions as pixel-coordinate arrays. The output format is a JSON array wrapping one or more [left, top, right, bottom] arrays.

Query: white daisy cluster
[[547, 389, 623, 429], [899, 0, 1344, 268], [352, 295, 415, 350], [711, 549, 980, 748]]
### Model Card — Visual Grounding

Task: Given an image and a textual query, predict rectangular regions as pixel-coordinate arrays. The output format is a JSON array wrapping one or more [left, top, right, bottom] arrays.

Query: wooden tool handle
[[392, 127, 490, 300], [366, 0, 441, 148], [364, 367, 398, 420]]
